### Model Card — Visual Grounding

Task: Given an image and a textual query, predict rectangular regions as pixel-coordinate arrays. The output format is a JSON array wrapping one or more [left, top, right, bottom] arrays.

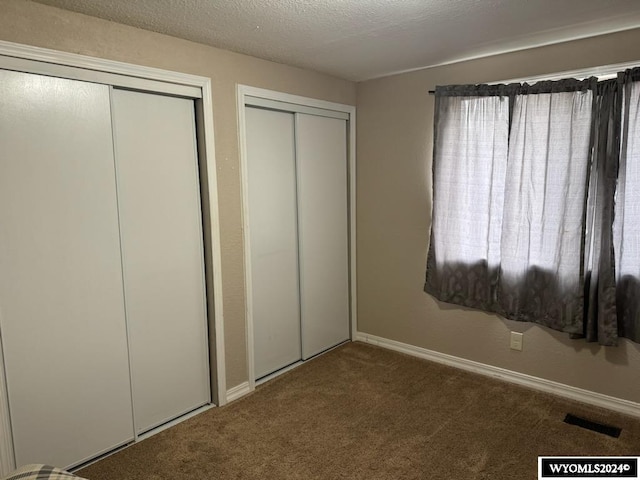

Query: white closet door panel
[[246, 107, 301, 378], [0, 71, 134, 468], [111, 89, 210, 434], [296, 114, 350, 359]]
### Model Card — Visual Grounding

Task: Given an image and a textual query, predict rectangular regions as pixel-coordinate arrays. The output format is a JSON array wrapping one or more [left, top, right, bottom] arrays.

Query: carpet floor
[[78, 342, 640, 480]]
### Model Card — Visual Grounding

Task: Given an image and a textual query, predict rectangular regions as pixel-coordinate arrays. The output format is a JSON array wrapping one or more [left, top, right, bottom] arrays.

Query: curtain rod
[[426, 62, 634, 96]]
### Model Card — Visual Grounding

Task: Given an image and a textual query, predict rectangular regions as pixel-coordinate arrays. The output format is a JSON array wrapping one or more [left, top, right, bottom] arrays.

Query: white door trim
[[0, 40, 226, 473], [236, 85, 357, 395], [0, 41, 204, 95]]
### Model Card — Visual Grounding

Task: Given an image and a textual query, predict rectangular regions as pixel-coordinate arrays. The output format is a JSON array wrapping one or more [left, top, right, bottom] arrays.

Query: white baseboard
[[226, 381, 252, 403], [355, 332, 640, 419]]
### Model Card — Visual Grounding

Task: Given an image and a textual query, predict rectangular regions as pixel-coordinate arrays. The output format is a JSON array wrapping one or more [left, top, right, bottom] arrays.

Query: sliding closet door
[[246, 107, 302, 379], [296, 114, 350, 359], [111, 89, 210, 434], [0, 71, 134, 468]]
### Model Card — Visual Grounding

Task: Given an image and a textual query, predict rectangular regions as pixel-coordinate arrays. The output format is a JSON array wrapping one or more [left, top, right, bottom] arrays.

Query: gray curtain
[[582, 78, 621, 344], [425, 70, 640, 345], [612, 70, 640, 343]]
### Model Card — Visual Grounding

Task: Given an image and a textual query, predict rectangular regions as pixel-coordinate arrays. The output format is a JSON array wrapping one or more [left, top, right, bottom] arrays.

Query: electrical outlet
[[510, 331, 523, 351]]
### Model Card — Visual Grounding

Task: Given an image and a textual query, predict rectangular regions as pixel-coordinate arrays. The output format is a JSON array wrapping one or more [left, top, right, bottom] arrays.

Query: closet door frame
[[0, 40, 227, 475], [237, 85, 357, 393]]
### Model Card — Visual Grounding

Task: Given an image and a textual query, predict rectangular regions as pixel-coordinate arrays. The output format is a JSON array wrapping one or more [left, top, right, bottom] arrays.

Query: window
[[425, 70, 640, 345]]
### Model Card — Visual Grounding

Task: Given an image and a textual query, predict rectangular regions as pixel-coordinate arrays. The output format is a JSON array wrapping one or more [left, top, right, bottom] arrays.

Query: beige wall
[[0, 0, 356, 389], [3, 0, 639, 405], [357, 28, 640, 403]]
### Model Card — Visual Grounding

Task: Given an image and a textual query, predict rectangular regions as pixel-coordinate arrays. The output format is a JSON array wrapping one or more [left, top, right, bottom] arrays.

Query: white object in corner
[[355, 332, 640, 419]]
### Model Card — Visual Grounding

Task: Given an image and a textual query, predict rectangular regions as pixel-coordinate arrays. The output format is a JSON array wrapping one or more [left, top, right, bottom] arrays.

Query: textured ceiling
[[32, 0, 640, 81]]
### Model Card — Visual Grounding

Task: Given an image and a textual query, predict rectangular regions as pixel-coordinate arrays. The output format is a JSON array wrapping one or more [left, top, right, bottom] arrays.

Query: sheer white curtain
[[499, 89, 593, 331], [430, 95, 508, 268], [426, 74, 640, 345], [426, 89, 510, 308], [616, 81, 640, 281], [425, 81, 596, 336]]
